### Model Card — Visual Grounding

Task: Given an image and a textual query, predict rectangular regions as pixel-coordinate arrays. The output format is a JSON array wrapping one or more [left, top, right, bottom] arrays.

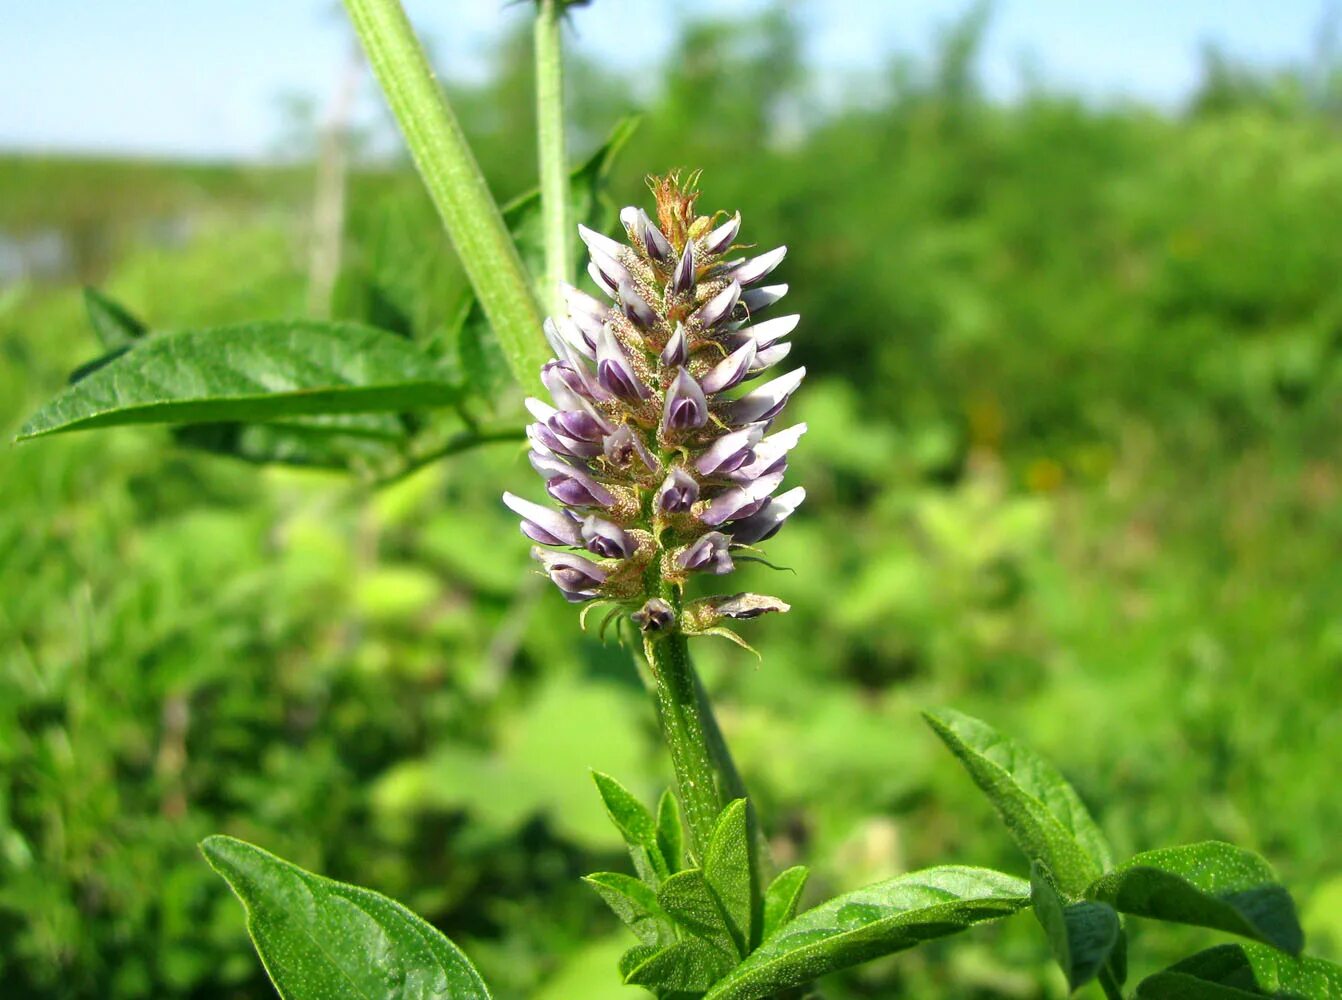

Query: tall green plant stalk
[[534, 0, 570, 316], [645, 628, 723, 861], [342, 0, 549, 393]]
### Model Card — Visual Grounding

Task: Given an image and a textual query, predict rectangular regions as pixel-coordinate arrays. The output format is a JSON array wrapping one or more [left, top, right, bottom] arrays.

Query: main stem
[[534, 0, 570, 316], [342, 0, 548, 392], [646, 630, 723, 861]]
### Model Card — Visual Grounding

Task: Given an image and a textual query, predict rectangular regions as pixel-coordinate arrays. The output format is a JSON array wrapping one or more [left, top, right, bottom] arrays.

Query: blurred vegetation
[[3, 5, 1342, 998]]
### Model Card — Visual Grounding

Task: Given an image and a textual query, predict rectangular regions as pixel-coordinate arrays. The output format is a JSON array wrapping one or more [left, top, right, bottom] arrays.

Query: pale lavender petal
[[596, 325, 650, 401], [618, 280, 658, 328], [638, 209, 673, 262], [695, 424, 764, 476], [731, 245, 786, 286], [660, 324, 689, 367], [532, 546, 607, 602], [661, 367, 709, 432], [700, 340, 757, 394], [603, 425, 660, 473], [750, 342, 792, 371], [721, 367, 806, 425], [676, 531, 734, 575], [578, 223, 627, 261], [727, 487, 805, 544], [703, 212, 741, 255], [581, 515, 637, 559], [693, 280, 741, 328], [741, 283, 788, 312], [741, 314, 800, 348], [656, 467, 699, 513], [731, 423, 806, 481], [672, 242, 695, 294], [529, 452, 616, 507], [503, 492, 583, 547]]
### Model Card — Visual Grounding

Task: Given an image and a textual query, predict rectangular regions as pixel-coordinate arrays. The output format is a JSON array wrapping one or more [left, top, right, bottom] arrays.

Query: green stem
[[1098, 967, 1125, 1000], [645, 629, 724, 861], [534, 0, 570, 316], [342, 0, 548, 392]]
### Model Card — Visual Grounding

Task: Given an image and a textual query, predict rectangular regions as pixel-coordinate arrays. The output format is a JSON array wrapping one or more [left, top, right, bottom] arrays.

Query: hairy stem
[[646, 628, 724, 861], [342, 0, 548, 392], [534, 0, 570, 315]]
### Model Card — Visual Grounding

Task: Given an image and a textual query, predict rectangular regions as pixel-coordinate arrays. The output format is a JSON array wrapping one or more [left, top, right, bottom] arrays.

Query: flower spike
[[502, 173, 802, 636]]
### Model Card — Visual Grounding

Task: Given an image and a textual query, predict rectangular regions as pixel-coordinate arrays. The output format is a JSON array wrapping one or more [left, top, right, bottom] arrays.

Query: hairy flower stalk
[[503, 173, 804, 854]]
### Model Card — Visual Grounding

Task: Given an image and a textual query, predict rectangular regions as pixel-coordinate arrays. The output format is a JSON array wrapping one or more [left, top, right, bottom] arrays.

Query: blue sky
[[0, 1, 1332, 160]]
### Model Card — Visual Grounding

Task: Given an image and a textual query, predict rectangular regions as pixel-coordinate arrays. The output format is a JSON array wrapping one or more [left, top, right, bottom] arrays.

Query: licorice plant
[[17, 1, 1338, 998]]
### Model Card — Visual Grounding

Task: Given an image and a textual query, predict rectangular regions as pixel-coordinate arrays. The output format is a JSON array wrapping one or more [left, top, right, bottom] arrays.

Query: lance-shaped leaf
[[592, 771, 669, 885], [762, 866, 809, 941], [923, 707, 1112, 895], [1031, 862, 1121, 992], [1086, 842, 1303, 955], [18, 320, 459, 440], [624, 938, 734, 993], [656, 789, 685, 876], [84, 286, 147, 349], [583, 872, 677, 948], [704, 799, 760, 955], [703, 866, 1030, 1000], [200, 835, 490, 1000], [1135, 943, 1342, 999], [657, 868, 740, 961]]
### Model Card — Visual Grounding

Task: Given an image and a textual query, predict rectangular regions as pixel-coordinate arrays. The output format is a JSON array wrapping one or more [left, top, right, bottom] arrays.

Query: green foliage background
[[3, 7, 1341, 998]]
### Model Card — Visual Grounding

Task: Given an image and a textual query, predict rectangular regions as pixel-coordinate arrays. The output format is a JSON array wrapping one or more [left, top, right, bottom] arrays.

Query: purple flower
[[703, 212, 740, 255], [656, 467, 699, 513], [618, 280, 658, 329], [503, 492, 582, 547], [721, 368, 806, 425], [727, 487, 805, 544], [731, 246, 787, 286], [632, 597, 676, 632], [661, 368, 708, 432], [676, 532, 734, 575], [741, 283, 788, 313], [603, 425, 659, 473], [695, 425, 763, 476], [596, 325, 650, 401], [660, 324, 689, 367], [672, 242, 695, 294], [581, 515, 637, 559], [693, 280, 741, 328], [532, 547, 607, 603], [700, 340, 757, 393], [506, 175, 803, 627]]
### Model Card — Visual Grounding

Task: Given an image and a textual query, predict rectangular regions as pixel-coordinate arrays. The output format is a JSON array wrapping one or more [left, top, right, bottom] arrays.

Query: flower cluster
[[503, 174, 803, 637]]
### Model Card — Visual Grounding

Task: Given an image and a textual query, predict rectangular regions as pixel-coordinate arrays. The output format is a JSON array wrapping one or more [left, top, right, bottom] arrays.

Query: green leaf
[[704, 798, 759, 956], [923, 707, 1112, 895], [656, 789, 685, 876], [84, 286, 147, 348], [624, 938, 733, 993], [19, 320, 459, 440], [1030, 861, 1120, 992], [592, 771, 669, 885], [657, 868, 740, 961], [200, 834, 490, 1000], [703, 866, 1031, 1000], [1136, 943, 1342, 999], [451, 117, 639, 405], [762, 866, 809, 941], [1087, 842, 1303, 954], [583, 872, 677, 948]]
